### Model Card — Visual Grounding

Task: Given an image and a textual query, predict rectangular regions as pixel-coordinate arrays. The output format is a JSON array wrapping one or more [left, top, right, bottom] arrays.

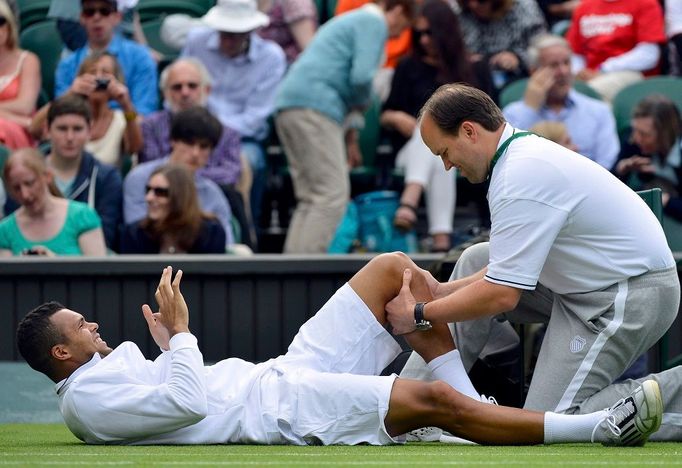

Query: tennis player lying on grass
[[17, 253, 662, 446]]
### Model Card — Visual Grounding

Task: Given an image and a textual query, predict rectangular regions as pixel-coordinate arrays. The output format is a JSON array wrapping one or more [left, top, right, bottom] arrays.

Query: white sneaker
[[406, 427, 476, 445], [592, 379, 663, 446]]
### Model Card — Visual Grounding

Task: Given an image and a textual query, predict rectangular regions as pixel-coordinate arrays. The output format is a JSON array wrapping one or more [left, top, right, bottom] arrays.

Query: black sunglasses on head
[[145, 185, 170, 197], [82, 7, 115, 17]]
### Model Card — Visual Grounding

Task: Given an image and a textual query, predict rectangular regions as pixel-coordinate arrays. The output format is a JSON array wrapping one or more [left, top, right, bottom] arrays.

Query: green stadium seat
[[498, 78, 601, 108], [19, 20, 64, 100], [136, 0, 210, 23], [16, 0, 51, 31], [612, 76, 682, 139], [636, 188, 682, 370]]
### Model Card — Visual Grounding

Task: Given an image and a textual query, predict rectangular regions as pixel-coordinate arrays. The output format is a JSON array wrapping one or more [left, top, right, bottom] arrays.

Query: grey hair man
[[503, 34, 620, 170]]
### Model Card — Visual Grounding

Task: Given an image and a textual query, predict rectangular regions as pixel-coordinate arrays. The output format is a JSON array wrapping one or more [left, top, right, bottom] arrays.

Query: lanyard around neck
[[487, 130, 533, 180]]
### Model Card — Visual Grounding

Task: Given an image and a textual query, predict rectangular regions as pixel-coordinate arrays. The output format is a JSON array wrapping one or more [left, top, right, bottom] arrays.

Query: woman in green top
[[0, 148, 107, 256]]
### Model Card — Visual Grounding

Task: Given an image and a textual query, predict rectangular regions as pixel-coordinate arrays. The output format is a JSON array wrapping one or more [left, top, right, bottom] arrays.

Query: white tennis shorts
[[272, 283, 403, 445]]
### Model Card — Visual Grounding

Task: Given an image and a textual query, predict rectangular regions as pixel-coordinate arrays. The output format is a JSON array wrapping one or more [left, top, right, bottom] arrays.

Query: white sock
[[427, 349, 479, 400], [544, 410, 608, 444]]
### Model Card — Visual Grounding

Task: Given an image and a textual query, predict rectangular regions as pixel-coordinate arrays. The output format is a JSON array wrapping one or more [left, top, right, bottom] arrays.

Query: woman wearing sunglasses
[[0, 1, 41, 150], [381, 0, 496, 252], [119, 163, 226, 254]]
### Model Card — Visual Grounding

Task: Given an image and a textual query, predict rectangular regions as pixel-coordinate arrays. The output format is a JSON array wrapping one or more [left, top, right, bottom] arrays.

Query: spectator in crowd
[[529, 120, 576, 151], [6, 95, 123, 251], [614, 94, 682, 221], [48, 0, 162, 60], [566, 0, 666, 102], [275, 0, 414, 253], [54, 0, 158, 116], [0, 148, 107, 256], [124, 106, 234, 248], [335, 0, 413, 101], [503, 34, 619, 170], [666, 0, 682, 75], [31, 51, 143, 168], [457, 0, 546, 89], [119, 164, 226, 254], [381, 0, 496, 253], [0, 1, 41, 149], [138, 58, 254, 248], [44, 95, 122, 251], [139, 59, 241, 188], [181, 0, 287, 227], [257, 0, 318, 66]]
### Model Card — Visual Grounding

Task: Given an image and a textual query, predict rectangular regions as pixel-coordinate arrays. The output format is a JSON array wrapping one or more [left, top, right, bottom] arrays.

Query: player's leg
[[384, 377, 663, 446], [349, 252, 481, 399]]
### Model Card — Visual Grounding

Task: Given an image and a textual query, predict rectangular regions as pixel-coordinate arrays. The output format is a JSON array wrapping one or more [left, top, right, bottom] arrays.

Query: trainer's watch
[[414, 302, 432, 331]]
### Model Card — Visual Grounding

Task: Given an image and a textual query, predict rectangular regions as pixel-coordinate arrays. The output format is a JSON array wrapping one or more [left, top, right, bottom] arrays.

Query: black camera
[[94, 78, 110, 91], [22, 248, 40, 256]]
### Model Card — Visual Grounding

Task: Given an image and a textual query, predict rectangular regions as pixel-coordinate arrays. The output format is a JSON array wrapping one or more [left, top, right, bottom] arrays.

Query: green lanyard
[[487, 130, 533, 180]]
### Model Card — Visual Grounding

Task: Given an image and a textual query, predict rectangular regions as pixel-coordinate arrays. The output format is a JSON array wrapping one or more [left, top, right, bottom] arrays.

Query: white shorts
[[273, 283, 403, 445]]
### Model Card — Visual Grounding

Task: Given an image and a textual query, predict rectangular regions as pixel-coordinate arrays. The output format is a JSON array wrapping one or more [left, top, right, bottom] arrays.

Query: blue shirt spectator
[[274, 5, 387, 124], [504, 90, 619, 169], [56, 34, 158, 115], [181, 28, 286, 140]]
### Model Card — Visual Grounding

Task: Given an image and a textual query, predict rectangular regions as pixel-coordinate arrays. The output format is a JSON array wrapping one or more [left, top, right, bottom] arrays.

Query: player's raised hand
[[154, 266, 190, 336]]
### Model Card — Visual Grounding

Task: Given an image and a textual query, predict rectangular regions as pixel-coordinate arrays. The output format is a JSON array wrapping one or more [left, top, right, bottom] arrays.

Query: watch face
[[415, 321, 432, 331]]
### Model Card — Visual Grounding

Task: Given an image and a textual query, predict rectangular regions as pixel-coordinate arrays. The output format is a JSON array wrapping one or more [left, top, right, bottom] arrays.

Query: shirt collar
[[55, 352, 102, 396], [207, 30, 257, 62], [362, 3, 384, 18], [495, 123, 515, 153], [88, 33, 123, 56]]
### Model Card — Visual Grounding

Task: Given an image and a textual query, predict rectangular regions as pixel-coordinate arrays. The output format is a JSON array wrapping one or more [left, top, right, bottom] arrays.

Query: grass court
[[2, 424, 682, 467]]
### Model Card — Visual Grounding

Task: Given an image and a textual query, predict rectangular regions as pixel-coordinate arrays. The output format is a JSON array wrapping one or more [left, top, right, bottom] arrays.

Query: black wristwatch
[[414, 302, 432, 331]]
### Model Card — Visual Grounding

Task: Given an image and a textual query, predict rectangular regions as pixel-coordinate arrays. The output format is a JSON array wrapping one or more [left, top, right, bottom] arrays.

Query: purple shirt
[[139, 110, 242, 186]]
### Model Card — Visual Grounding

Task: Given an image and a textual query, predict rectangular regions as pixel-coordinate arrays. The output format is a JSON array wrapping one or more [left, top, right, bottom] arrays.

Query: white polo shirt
[[485, 124, 674, 294]]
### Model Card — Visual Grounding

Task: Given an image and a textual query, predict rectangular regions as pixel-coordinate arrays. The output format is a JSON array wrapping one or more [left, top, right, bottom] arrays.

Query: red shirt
[[567, 0, 665, 72]]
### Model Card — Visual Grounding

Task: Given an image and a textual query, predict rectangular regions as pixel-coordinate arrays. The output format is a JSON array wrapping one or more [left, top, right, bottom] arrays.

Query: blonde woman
[[0, 148, 107, 256]]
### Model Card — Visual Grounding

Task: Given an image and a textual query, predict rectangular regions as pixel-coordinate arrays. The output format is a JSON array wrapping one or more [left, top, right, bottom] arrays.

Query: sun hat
[[202, 0, 270, 33]]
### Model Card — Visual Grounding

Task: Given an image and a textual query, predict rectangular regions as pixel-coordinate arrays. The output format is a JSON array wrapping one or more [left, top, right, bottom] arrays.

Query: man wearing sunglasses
[[54, 0, 158, 116], [123, 106, 235, 249]]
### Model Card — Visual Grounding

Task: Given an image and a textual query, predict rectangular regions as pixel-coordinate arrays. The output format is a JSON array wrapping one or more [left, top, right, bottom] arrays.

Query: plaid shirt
[[139, 110, 242, 186]]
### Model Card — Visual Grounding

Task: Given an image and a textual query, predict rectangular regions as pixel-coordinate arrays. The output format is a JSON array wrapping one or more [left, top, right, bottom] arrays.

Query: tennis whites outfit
[[402, 124, 682, 440], [56, 284, 403, 445]]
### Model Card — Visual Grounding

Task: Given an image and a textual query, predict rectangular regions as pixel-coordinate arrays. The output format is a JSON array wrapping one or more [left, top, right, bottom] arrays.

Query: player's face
[[420, 114, 488, 183], [50, 309, 113, 364], [631, 116, 658, 155]]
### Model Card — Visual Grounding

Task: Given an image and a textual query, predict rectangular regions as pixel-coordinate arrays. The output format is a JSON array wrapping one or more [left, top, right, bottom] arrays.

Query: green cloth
[[0, 200, 102, 255]]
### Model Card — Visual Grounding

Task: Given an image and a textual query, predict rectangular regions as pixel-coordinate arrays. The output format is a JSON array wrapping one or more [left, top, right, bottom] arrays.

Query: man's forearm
[[425, 278, 521, 323], [436, 267, 488, 298]]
